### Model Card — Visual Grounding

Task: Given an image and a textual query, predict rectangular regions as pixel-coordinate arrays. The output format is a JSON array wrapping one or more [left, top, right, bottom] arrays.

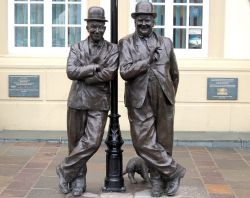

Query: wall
[[175, 59, 250, 132], [0, 0, 8, 54], [1, 0, 250, 133], [0, 57, 69, 131], [224, 0, 250, 59], [208, 0, 225, 58]]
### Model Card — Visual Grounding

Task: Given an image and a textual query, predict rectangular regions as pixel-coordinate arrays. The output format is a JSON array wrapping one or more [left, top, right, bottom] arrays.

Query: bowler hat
[[131, 2, 157, 19], [84, 6, 108, 22]]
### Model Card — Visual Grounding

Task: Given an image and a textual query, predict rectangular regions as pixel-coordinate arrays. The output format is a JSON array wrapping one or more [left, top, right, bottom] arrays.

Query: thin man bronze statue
[[56, 6, 118, 197], [119, 2, 186, 197]]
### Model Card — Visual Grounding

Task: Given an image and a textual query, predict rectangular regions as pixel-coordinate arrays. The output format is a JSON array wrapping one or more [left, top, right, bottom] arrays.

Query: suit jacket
[[119, 32, 179, 108], [67, 38, 118, 110]]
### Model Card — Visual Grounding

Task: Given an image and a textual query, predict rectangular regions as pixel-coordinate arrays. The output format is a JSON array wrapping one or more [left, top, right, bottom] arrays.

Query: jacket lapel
[[77, 38, 91, 64], [96, 41, 109, 62], [77, 38, 110, 64]]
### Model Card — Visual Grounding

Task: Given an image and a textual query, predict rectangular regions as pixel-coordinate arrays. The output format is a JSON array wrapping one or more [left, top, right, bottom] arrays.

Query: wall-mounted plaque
[[9, 75, 40, 97], [207, 78, 238, 100]]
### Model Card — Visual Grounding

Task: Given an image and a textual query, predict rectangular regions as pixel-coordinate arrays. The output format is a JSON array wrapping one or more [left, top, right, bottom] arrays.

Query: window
[[52, 0, 82, 47], [9, 0, 87, 55], [130, 0, 209, 58], [152, 0, 166, 36], [14, 0, 44, 48]]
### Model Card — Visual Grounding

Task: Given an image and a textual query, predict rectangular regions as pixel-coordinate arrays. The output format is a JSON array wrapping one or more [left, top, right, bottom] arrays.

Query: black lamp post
[[102, 0, 125, 192]]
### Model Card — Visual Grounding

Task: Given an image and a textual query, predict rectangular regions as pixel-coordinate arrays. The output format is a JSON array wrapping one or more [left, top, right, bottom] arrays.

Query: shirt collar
[[135, 31, 154, 40], [88, 37, 104, 48]]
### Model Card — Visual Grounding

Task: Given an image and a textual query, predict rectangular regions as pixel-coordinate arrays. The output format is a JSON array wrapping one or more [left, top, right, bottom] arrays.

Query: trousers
[[127, 70, 179, 179], [60, 108, 108, 182]]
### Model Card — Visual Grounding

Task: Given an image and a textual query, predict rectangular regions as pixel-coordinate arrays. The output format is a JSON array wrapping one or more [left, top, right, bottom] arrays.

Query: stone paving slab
[[0, 142, 249, 198]]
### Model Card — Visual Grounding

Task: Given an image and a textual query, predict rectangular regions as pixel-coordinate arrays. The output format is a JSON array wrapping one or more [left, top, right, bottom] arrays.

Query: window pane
[[52, 27, 65, 47], [15, 27, 28, 47], [15, 4, 28, 24], [189, 6, 202, 26], [69, 0, 81, 2], [152, 0, 165, 3], [190, 0, 203, 3], [68, 27, 81, 46], [30, 4, 44, 24], [52, 4, 65, 24], [174, 0, 187, 3], [188, 28, 202, 49], [174, 6, 186, 26], [31, 27, 44, 47], [68, 4, 81, 24], [154, 5, 165, 26], [154, 28, 164, 36], [173, 28, 186, 48]]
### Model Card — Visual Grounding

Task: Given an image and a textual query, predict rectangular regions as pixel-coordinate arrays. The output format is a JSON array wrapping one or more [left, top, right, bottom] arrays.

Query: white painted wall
[[224, 0, 250, 59]]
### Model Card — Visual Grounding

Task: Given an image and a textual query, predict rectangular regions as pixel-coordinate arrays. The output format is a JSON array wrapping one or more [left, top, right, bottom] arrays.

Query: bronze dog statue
[[123, 157, 151, 184]]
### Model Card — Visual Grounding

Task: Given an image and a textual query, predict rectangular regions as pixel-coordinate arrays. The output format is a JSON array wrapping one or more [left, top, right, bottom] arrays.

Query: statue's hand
[[152, 47, 161, 62], [148, 47, 161, 64], [94, 64, 101, 72]]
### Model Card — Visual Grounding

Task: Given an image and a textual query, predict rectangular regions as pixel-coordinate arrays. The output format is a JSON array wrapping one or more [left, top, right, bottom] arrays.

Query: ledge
[[0, 56, 67, 69], [1, 130, 250, 148], [178, 59, 250, 71], [0, 56, 250, 71]]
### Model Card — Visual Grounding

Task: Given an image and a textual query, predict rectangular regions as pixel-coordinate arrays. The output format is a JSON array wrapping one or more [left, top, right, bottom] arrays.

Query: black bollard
[[102, 0, 125, 192]]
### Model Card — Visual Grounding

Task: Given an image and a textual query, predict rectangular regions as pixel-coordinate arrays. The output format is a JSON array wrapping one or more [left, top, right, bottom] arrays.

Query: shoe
[[56, 165, 70, 194], [71, 176, 86, 197], [166, 167, 186, 196], [151, 178, 163, 197]]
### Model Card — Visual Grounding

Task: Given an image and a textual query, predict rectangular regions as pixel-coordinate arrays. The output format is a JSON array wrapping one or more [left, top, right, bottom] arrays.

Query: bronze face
[[86, 21, 106, 42], [135, 14, 154, 37]]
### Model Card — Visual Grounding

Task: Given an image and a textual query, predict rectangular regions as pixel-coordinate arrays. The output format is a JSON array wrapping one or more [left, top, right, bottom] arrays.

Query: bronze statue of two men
[[56, 2, 186, 197]]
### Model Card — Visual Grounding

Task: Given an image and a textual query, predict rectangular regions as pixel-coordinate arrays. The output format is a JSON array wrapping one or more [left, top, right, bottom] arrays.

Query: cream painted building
[[0, 0, 250, 134]]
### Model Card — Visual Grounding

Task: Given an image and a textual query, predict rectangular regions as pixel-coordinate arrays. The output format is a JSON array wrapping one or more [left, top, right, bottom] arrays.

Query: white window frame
[[129, 0, 209, 58], [100, 0, 111, 42], [8, 0, 87, 56]]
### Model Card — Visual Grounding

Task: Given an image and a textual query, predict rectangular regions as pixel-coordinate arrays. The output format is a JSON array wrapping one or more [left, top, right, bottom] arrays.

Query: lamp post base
[[102, 186, 126, 193], [102, 114, 125, 192]]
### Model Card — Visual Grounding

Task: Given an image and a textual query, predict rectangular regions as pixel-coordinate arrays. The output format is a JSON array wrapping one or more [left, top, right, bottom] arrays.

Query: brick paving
[[0, 142, 249, 198]]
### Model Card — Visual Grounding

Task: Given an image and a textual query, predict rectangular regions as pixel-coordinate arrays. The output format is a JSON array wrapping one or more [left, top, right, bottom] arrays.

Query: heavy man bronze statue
[[56, 7, 118, 196], [119, 2, 186, 197]]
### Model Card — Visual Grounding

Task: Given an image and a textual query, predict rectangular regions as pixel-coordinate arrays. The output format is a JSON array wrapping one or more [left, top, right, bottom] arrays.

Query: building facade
[[1, 0, 250, 133]]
